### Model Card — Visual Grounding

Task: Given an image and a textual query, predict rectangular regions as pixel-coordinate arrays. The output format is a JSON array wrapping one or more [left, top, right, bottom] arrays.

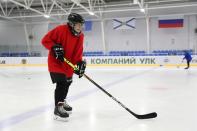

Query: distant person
[[41, 13, 86, 121], [183, 50, 192, 69]]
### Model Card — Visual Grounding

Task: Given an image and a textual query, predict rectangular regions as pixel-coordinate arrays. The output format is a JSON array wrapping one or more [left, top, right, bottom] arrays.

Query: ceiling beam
[[71, 0, 98, 17], [8, 0, 47, 16]]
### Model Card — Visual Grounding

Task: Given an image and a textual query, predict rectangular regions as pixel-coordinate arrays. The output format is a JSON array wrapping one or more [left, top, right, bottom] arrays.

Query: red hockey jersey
[[41, 24, 84, 77]]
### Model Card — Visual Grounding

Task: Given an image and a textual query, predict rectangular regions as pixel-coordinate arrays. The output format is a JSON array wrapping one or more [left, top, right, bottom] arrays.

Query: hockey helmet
[[68, 13, 85, 36]]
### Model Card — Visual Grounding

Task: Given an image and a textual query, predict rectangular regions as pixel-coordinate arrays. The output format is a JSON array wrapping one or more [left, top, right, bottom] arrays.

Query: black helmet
[[68, 13, 85, 25], [68, 13, 85, 36]]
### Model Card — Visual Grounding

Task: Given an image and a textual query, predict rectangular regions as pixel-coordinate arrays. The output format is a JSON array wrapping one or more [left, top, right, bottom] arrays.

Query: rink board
[[0, 56, 197, 67]]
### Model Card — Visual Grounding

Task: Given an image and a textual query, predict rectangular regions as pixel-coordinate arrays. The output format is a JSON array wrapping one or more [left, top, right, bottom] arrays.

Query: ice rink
[[0, 66, 197, 131]]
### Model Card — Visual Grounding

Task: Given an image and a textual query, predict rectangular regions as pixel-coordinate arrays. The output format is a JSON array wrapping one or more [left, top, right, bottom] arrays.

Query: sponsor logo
[[164, 58, 169, 63], [90, 58, 156, 64], [191, 59, 197, 63], [0, 60, 6, 64]]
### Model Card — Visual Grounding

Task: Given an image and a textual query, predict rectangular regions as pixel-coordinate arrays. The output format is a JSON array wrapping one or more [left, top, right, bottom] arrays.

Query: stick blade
[[135, 112, 157, 119]]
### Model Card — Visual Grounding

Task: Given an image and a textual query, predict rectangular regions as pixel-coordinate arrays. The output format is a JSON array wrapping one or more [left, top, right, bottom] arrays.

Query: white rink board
[[0, 57, 47, 65], [0, 56, 197, 66]]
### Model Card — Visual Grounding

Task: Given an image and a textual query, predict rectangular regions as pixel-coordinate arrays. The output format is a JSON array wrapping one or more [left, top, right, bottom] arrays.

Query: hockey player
[[41, 13, 86, 121], [183, 50, 192, 69]]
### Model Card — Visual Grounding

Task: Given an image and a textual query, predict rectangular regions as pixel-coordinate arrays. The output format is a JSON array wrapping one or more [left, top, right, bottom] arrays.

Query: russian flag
[[158, 17, 184, 28]]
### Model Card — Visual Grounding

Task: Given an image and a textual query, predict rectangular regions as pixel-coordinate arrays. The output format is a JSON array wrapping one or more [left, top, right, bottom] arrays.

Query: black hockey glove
[[52, 44, 64, 62], [74, 60, 86, 78]]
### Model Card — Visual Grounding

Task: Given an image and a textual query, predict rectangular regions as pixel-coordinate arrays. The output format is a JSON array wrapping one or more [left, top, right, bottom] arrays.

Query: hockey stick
[[177, 60, 184, 68], [64, 58, 157, 119]]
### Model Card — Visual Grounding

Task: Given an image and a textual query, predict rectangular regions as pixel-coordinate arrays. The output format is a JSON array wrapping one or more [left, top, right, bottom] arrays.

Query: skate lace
[[58, 105, 68, 114], [64, 101, 71, 108]]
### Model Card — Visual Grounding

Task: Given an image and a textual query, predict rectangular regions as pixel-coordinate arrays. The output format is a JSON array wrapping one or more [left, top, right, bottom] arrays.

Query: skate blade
[[54, 115, 69, 122], [66, 111, 72, 114]]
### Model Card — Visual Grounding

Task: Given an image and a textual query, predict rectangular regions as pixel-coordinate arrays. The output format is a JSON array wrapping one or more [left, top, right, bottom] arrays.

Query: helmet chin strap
[[68, 23, 81, 37], [72, 28, 81, 36]]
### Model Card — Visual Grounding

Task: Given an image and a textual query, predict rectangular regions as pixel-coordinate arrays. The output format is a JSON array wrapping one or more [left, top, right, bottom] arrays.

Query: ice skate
[[54, 102, 69, 121], [63, 100, 72, 114]]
